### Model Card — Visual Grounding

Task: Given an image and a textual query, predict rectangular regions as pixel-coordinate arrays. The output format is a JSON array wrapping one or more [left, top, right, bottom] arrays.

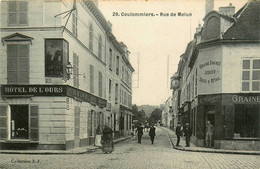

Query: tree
[[132, 105, 146, 123], [148, 108, 162, 124]]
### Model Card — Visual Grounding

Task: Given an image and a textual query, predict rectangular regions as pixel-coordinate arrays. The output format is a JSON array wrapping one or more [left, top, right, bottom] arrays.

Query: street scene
[[0, 0, 260, 168], [0, 127, 259, 169]]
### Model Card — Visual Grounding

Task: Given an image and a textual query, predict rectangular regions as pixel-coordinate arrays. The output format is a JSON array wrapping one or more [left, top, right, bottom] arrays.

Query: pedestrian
[[175, 122, 182, 147], [149, 124, 156, 144], [136, 123, 143, 143], [95, 125, 102, 147], [101, 125, 114, 154], [184, 123, 192, 147], [205, 121, 214, 148]]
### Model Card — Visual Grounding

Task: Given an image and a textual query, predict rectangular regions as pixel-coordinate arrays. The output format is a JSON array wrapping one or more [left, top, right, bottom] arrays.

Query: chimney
[[219, 3, 235, 16], [196, 23, 202, 33], [205, 0, 214, 16]]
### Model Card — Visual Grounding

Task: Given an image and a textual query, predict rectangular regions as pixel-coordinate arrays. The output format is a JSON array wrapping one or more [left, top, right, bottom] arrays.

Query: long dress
[[101, 126, 114, 153]]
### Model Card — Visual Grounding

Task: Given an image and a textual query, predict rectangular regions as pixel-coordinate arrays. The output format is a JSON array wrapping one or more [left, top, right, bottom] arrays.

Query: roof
[[223, 0, 260, 40]]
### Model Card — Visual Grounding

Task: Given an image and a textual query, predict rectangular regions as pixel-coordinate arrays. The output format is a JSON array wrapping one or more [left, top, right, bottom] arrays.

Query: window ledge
[[3, 139, 38, 143]]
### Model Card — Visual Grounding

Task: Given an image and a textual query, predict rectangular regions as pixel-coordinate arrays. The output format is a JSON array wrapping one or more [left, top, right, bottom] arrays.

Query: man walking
[[136, 123, 143, 143], [205, 121, 214, 148], [184, 123, 192, 147], [175, 123, 182, 147], [149, 124, 156, 144]]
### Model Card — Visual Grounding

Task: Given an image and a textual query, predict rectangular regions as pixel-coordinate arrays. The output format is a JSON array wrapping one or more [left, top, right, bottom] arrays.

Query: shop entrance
[[10, 105, 29, 139]]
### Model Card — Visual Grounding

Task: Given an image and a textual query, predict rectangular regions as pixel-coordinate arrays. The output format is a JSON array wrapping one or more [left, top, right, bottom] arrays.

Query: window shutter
[[18, 45, 29, 84], [87, 111, 91, 137], [30, 105, 39, 141], [224, 105, 234, 139], [0, 106, 8, 140], [73, 53, 79, 88], [90, 65, 94, 94], [8, 1, 17, 25], [19, 1, 28, 25], [7, 45, 18, 84]]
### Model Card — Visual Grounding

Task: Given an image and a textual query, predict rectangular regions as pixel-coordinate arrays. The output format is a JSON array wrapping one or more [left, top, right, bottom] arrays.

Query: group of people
[[175, 121, 214, 148], [135, 123, 156, 144]]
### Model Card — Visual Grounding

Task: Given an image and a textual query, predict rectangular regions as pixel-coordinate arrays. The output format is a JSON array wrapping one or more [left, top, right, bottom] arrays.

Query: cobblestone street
[[0, 127, 259, 169]]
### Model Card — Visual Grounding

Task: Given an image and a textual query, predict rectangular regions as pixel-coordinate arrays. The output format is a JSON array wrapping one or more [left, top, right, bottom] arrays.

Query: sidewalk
[[0, 136, 132, 155], [161, 127, 260, 155]]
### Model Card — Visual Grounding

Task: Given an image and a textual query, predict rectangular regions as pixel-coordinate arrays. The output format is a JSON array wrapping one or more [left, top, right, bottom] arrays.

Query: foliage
[[148, 108, 162, 124]]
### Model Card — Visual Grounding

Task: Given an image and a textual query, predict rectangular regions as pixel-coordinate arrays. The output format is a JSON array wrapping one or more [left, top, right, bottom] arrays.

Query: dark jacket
[[137, 126, 143, 135], [184, 125, 192, 137], [149, 127, 156, 136], [175, 125, 182, 136]]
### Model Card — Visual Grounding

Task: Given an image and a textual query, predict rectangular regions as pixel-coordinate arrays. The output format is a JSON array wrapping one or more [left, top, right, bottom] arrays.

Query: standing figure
[[136, 123, 144, 143], [95, 125, 102, 147], [205, 121, 214, 148], [184, 123, 192, 147], [149, 124, 156, 144], [175, 123, 182, 147], [101, 125, 114, 154]]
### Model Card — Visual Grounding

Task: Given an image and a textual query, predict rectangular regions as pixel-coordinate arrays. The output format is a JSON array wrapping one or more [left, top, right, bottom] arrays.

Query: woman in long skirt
[[101, 125, 114, 154]]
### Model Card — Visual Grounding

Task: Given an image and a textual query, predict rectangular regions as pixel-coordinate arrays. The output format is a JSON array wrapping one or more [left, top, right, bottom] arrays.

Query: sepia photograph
[[0, 0, 259, 168]]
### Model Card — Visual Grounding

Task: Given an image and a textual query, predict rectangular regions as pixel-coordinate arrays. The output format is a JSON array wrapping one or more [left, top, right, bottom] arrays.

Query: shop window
[[234, 104, 259, 138], [242, 59, 260, 91], [10, 105, 29, 139], [8, 1, 28, 26], [7, 44, 29, 84], [45, 39, 69, 77]]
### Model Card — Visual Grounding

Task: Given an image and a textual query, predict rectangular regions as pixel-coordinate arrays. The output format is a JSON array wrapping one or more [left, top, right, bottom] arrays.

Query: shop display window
[[234, 104, 259, 138]]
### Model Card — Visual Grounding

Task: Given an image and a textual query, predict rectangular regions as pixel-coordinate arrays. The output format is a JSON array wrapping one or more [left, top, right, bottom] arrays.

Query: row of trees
[[132, 104, 162, 125]]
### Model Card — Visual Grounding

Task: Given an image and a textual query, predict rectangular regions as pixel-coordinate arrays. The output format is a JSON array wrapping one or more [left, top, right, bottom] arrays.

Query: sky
[[98, 0, 248, 106]]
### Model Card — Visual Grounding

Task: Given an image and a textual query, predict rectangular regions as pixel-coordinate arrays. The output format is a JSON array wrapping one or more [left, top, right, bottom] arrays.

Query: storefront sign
[[232, 95, 260, 103], [1, 85, 66, 96], [199, 60, 221, 84], [1, 85, 107, 108]]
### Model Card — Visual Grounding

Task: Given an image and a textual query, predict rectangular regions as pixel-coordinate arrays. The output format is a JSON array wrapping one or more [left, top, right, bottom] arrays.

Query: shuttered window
[[72, 6, 77, 37], [30, 105, 39, 141], [0, 106, 8, 140], [98, 72, 102, 98], [90, 65, 94, 94], [73, 53, 79, 88], [98, 35, 102, 59], [8, 1, 28, 25], [7, 44, 29, 84], [89, 23, 93, 51]]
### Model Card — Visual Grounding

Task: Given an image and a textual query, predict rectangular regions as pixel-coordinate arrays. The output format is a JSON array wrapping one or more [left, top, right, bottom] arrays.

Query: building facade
[[0, 0, 134, 150], [171, 1, 260, 150]]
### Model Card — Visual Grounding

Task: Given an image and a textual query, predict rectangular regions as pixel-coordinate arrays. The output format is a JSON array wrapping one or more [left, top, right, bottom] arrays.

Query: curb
[[0, 136, 132, 155], [162, 127, 260, 156]]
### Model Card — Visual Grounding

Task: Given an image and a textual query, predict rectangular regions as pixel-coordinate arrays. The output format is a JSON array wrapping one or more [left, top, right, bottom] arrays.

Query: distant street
[[0, 128, 259, 169]]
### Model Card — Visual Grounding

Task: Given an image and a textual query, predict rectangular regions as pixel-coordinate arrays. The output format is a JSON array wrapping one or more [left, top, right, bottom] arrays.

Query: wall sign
[[1, 85, 107, 108], [199, 60, 221, 84], [232, 95, 260, 104]]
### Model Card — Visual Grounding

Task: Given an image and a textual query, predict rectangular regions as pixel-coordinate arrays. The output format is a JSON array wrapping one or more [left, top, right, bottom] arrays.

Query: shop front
[[0, 85, 106, 150], [193, 93, 260, 150]]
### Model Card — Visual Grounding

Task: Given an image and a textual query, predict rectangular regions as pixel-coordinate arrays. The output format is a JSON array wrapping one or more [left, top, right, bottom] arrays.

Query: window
[[242, 59, 260, 91], [98, 72, 102, 97], [72, 4, 77, 37], [98, 35, 102, 59], [116, 56, 119, 75], [234, 104, 259, 138], [115, 83, 118, 103], [7, 44, 29, 84], [109, 79, 112, 101], [89, 23, 93, 51], [122, 66, 124, 80], [8, 1, 28, 26], [45, 39, 69, 77], [109, 48, 112, 71], [195, 68, 198, 96], [90, 65, 94, 94], [73, 53, 79, 88]]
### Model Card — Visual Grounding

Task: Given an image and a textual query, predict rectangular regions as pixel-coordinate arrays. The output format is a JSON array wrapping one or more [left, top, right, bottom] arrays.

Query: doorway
[[10, 105, 29, 139]]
